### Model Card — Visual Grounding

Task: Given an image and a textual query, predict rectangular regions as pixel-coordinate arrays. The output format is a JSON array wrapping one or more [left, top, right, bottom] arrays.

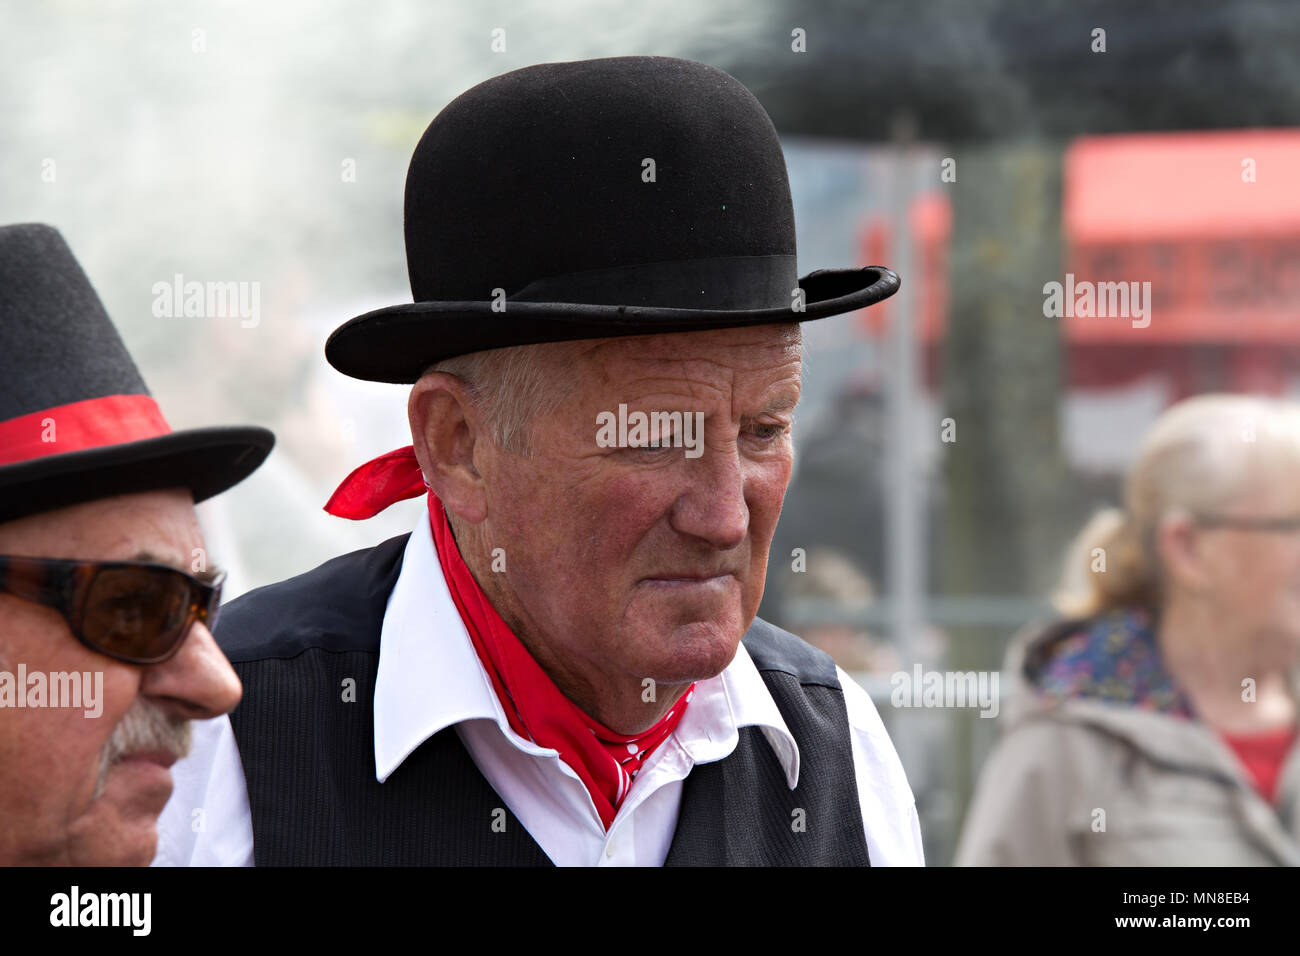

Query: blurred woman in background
[[957, 394, 1300, 865]]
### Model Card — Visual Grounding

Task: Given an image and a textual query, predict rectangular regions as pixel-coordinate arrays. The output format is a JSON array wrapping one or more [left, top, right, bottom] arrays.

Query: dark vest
[[217, 535, 870, 866]]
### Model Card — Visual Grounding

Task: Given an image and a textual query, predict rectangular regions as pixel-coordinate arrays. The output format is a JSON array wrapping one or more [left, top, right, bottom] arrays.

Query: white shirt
[[155, 507, 924, 866]]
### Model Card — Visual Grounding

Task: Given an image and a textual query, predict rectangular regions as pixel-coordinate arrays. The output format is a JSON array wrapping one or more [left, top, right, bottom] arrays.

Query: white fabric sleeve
[[837, 665, 926, 866]]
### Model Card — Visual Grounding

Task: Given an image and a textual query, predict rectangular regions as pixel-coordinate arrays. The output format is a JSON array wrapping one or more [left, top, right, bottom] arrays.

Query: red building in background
[[865, 130, 1300, 403], [1065, 130, 1300, 397]]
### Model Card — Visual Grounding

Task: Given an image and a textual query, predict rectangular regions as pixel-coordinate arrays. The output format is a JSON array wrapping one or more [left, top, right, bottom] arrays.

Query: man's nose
[[672, 443, 749, 549], [136, 621, 242, 720]]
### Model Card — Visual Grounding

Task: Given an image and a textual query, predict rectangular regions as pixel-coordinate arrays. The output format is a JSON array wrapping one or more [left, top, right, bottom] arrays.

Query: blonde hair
[[1053, 393, 1300, 618]]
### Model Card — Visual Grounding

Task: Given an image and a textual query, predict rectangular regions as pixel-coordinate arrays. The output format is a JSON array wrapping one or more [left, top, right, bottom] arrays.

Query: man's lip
[[118, 750, 181, 770], [640, 573, 735, 583]]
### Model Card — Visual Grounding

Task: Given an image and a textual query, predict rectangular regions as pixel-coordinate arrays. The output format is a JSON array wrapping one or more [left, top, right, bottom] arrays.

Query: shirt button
[[605, 839, 617, 859]]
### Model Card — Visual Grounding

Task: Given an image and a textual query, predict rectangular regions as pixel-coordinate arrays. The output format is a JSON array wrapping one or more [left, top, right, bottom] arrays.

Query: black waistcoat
[[217, 535, 870, 866]]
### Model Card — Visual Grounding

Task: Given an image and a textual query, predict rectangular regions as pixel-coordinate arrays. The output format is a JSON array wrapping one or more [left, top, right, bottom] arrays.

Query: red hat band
[[0, 394, 171, 467]]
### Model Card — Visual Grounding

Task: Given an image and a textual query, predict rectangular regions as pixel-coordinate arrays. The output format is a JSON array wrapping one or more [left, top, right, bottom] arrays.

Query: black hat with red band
[[0, 223, 274, 525]]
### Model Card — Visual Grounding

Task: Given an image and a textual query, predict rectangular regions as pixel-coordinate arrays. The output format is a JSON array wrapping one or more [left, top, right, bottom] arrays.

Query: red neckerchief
[[325, 445, 694, 829]]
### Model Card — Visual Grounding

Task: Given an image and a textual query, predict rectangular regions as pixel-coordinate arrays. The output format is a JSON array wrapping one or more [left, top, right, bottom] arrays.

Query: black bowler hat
[[0, 223, 274, 525], [325, 55, 900, 383]]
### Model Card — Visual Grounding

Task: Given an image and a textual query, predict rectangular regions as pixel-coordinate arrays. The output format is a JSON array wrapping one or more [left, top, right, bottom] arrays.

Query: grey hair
[[426, 342, 578, 456], [1052, 393, 1300, 618]]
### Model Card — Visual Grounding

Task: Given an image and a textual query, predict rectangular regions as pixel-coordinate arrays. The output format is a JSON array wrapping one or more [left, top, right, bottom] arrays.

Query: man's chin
[[636, 616, 747, 685], [68, 765, 173, 866], [66, 817, 162, 867]]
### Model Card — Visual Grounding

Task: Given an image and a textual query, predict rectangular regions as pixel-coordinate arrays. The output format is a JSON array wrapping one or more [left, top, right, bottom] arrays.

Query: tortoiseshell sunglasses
[[0, 555, 224, 664]]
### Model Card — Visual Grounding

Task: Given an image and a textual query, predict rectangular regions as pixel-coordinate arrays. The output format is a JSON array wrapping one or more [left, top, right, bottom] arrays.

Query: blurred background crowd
[[5, 0, 1299, 864]]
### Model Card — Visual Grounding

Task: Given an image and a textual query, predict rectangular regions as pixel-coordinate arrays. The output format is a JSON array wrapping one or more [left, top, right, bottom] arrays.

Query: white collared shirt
[[155, 507, 924, 866]]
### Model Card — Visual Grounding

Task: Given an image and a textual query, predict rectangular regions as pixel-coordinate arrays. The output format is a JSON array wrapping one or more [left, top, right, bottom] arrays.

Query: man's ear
[[408, 372, 488, 524]]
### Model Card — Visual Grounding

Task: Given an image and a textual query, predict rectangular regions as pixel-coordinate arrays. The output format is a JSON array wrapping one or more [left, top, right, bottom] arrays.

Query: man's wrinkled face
[[0, 489, 241, 865], [473, 324, 801, 700]]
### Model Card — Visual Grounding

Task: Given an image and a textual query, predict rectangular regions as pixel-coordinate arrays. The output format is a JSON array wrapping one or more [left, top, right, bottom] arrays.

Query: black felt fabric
[[0, 223, 148, 421], [401, 56, 797, 305]]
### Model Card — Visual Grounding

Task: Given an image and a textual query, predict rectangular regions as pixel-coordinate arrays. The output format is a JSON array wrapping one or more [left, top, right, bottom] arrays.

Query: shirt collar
[[373, 506, 800, 789]]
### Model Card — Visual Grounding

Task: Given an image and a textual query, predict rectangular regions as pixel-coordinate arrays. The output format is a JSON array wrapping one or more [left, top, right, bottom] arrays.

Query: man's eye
[[747, 423, 787, 442]]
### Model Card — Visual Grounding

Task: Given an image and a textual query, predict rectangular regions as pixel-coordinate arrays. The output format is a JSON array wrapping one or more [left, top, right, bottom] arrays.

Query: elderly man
[[160, 55, 923, 866], [0, 223, 273, 865]]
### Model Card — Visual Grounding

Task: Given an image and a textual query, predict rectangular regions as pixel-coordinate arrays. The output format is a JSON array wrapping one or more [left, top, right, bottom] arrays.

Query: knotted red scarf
[[325, 445, 694, 829]]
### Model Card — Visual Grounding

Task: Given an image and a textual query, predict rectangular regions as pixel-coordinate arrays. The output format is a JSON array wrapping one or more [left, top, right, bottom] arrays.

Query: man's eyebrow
[[742, 395, 800, 419], [130, 550, 223, 584]]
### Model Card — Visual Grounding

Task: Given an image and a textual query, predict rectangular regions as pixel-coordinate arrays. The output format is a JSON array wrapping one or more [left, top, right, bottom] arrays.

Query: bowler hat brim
[[0, 425, 274, 525], [326, 265, 899, 384]]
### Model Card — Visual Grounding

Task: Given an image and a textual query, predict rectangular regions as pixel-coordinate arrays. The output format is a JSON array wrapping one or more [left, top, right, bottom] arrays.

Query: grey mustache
[[93, 698, 192, 799]]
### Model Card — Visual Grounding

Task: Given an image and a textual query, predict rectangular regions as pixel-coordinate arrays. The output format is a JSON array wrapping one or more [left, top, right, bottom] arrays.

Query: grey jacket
[[956, 613, 1300, 866]]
